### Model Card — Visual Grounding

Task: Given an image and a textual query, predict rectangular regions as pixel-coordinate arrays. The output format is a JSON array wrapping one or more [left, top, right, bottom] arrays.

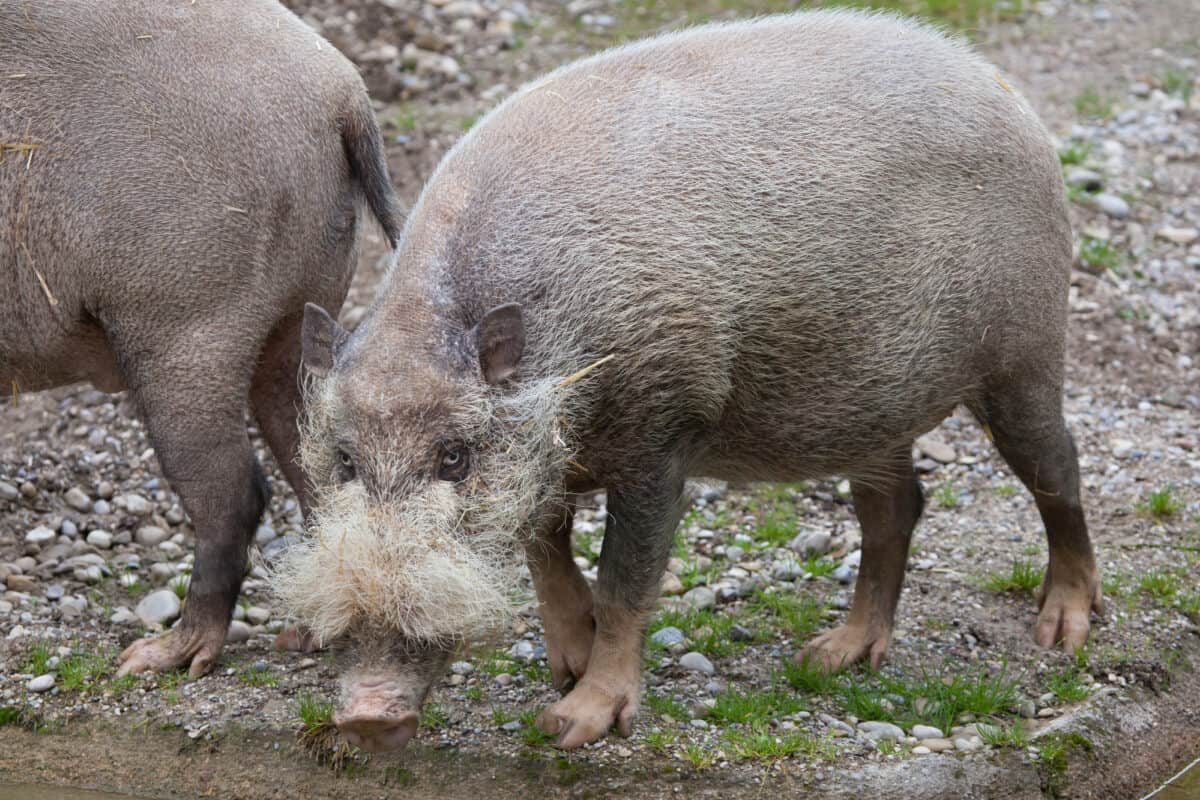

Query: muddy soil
[[2, 1, 1199, 799]]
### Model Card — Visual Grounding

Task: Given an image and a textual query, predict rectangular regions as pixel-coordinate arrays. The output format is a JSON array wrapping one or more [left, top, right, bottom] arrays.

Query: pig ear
[[301, 303, 347, 378], [472, 303, 524, 385]]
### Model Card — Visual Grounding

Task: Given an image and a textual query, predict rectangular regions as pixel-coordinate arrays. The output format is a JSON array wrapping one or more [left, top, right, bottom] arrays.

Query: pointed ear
[[301, 303, 347, 378], [472, 303, 524, 385]]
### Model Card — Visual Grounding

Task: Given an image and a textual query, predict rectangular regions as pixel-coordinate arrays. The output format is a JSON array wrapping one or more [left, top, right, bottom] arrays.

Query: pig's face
[[272, 303, 567, 751]]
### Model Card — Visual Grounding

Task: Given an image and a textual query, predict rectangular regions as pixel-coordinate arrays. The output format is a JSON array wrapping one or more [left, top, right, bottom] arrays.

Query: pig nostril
[[336, 711, 419, 753]]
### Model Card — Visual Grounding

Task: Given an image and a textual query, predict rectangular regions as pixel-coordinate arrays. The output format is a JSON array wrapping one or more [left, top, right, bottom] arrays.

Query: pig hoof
[[535, 679, 636, 749], [336, 711, 419, 753], [796, 624, 891, 673], [544, 616, 595, 692], [116, 627, 224, 679], [1034, 577, 1103, 651], [273, 625, 321, 653]]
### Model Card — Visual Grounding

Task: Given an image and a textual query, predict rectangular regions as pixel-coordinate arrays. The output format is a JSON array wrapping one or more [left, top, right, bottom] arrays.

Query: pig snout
[[334, 679, 421, 752]]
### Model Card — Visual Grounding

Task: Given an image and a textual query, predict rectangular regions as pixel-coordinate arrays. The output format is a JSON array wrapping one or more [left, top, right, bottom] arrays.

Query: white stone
[[679, 651, 715, 674], [135, 589, 181, 627], [28, 674, 55, 692], [24, 526, 56, 546], [86, 530, 113, 549], [912, 724, 945, 740]]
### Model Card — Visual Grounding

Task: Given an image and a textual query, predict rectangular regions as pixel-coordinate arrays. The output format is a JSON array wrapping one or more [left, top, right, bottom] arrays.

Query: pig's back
[[0, 0, 358, 361], [415, 11, 1071, 478]]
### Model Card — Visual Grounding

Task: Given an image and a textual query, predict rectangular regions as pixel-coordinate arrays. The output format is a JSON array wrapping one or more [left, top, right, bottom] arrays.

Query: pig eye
[[437, 443, 469, 483], [335, 449, 357, 482]]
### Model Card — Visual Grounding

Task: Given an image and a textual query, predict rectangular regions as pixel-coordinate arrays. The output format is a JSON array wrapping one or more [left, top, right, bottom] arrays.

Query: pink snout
[[335, 709, 419, 752]]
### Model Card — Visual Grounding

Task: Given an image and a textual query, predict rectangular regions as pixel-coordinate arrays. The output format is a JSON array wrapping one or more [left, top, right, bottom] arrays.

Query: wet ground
[[3, 1, 1199, 799]]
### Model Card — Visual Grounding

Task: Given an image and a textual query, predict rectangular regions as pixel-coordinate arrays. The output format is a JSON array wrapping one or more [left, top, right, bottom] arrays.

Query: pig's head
[[272, 301, 569, 752]]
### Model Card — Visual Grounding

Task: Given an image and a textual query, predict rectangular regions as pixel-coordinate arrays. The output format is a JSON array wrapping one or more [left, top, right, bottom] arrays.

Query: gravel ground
[[2, 1, 1198, 798]]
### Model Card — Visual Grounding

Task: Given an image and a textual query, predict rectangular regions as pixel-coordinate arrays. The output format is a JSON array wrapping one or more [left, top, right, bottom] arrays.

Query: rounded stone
[[912, 724, 945, 740], [683, 586, 716, 611], [24, 526, 56, 546], [135, 589, 182, 626], [679, 651, 715, 674], [225, 620, 253, 643], [135, 526, 170, 547], [1093, 193, 1130, 219], [86, 530, 113, 549], [858, 721, 905, 741], [650, 626, 685, 648], [65, 487, 92, 513], [28, 674, 55, 693]]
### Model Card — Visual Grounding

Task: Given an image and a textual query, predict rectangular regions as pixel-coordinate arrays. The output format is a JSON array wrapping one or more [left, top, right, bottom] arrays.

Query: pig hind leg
[[116, 327, 268, 678], [971, 380, 1102, 652], [527, 499, 596, 691], [536, 466, 688, 749], [797, 448, 923, 673]]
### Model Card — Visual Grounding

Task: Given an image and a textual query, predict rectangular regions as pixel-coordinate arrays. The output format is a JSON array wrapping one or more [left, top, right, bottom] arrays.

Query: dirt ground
[[2, 1, 1199, 799]]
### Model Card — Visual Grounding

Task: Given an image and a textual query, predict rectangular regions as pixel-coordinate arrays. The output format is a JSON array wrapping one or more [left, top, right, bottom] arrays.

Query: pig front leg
[[526, 499, 596, 690], [798, 449, 923, 672], [536, 470, 687, 749]]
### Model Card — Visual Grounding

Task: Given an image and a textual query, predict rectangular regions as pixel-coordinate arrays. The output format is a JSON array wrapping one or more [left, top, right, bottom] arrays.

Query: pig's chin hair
[[270, 480, 522, 646], [276, 377, 572, 646]]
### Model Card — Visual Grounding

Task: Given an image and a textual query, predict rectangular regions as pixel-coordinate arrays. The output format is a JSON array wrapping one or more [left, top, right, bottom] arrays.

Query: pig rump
[[272, 377, 571, 645]]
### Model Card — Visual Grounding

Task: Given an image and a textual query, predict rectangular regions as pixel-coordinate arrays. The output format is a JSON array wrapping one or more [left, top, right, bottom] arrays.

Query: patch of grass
[[518, 708, 555, 747], [382, 765, 417, 788], [169, 575, 189, 600], [1138, 569, 1182, 602], [980, 559, 1044, 596], [933, 483, 960, 509], [20, 641, 53, 675], [58, 649, 114, 692], [722, 724, 835, 763], [388, 105, 418, 133], [1074, 87, 1113, 119], [573, 529, 600, 564], [979, 719, 1030, 748], [1035, 732, 1094, 798], [1138, 485, 1183, 520], [297, 693, 335, 731], [643, 728, 679, 752], [476, 649, 517, 677], [649, 606, 752, 658], [800, 555, 838, 578], [754, 502, 797, 547], [642, 691, 690, 721], [678, 557, 721, 591], [1044, 667, 1091, 704], [994, 483, 1020, 498], [0, 705, 45, 733], [835, 662, 1021, 734], [421, 703, 449, 729], [522, 660, 552, 685], [1163, 69, 1195, 104], [464, 685, 484, 702], [708, 686, 805, 725], [679, 741, 716, 769], [1057, 141, 1093, 167], [491, 706, 516, 726], [1178, 592, 1200, 620], [237, 666, 278, 688], [0, 706, 27, 727], [749, 590, 826, 640], [1078, 236, 1124, 274]]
